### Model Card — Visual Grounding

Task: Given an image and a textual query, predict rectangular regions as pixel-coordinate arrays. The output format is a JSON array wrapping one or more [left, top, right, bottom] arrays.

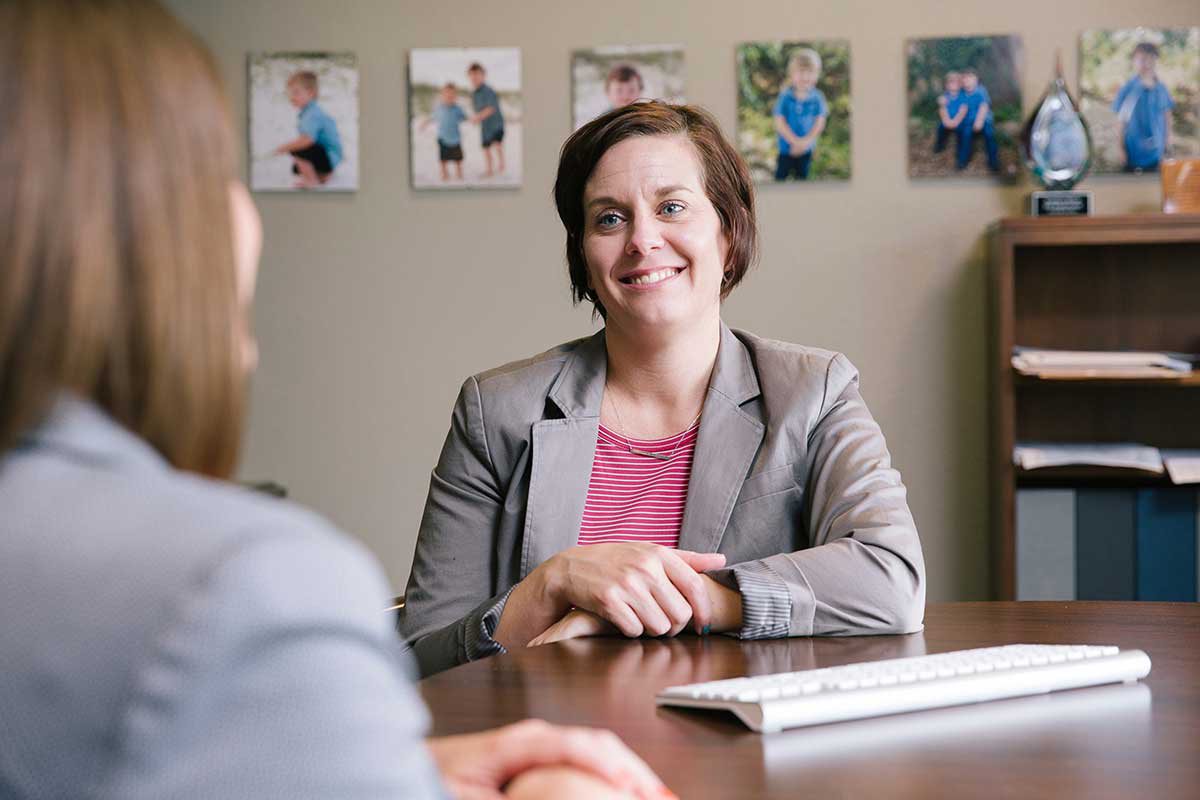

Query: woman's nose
[[625, 215, 664, 257]]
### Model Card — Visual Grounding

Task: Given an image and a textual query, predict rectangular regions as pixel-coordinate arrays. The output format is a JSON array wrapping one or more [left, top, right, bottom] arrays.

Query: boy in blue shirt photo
[[467, 62, 505, 178], [424, 83, 467, 182], [957, 69, 1000, 172], [933, 71, 967, 156], [274, 70, 343, 188], [1113, 42, 1175, 172], [772, 49, 829, 181]]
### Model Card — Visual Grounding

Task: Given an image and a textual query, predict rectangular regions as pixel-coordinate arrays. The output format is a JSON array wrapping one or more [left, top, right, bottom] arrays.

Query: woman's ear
[[228, 181, 262, 374], [228, 181, 262, 302]]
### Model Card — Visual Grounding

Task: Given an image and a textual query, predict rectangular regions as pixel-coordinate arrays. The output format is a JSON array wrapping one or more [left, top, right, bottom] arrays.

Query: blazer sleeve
[[398, 377, 513, 677], [713, 353, 926, 638], [98, 521, 449, 800]]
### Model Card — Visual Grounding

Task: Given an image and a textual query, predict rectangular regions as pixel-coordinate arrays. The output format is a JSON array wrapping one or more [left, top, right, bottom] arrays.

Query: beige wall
[[168, 0, 1197, 600]]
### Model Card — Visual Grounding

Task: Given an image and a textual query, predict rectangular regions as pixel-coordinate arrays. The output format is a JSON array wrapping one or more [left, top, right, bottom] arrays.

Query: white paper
[[1162, 450, 1200, 485], [1012, 348, 1193, 375], [1014, 442, 1164, 473]]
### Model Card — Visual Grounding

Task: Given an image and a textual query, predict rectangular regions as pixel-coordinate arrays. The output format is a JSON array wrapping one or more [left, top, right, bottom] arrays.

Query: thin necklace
[[604, 385, 702, 462]]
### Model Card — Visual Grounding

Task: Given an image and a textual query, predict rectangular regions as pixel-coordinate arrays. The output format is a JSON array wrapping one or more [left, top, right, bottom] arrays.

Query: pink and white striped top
[[577, 421, 700, 548]]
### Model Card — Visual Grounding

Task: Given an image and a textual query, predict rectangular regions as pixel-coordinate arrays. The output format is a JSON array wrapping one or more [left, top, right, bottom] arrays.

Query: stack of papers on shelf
[[1162, 450, 1200, 485], [1013, 442, 1165, 473], [1012, 348, 1194, 379]]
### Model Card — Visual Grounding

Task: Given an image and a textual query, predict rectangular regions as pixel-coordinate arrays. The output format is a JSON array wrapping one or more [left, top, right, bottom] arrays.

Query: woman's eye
[[661, 201, 686, 216], [596, 212, 623, 229]]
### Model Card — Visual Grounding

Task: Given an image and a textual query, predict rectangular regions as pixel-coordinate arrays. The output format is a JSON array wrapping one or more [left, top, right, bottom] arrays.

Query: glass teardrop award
[[1021, 53, 1093, 216]]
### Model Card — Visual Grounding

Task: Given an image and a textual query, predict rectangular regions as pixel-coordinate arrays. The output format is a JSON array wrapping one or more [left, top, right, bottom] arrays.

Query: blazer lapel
[[520, 330, 607, 579], [677, 324, 765, 554]]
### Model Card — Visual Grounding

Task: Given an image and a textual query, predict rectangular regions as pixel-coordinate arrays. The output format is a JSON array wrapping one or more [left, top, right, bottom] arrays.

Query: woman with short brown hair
[[401, 101, 925, 677], [0, 2, 666, 798]]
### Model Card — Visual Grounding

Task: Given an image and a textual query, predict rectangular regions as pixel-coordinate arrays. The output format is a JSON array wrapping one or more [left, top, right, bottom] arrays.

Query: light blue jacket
[[0, 398, 446, 799]]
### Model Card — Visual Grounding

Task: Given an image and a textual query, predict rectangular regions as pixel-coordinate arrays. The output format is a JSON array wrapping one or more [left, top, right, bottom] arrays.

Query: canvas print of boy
[[248, 52, 358, 192], [735, 40, 851, 182], [1080, 28, 1199, 175]]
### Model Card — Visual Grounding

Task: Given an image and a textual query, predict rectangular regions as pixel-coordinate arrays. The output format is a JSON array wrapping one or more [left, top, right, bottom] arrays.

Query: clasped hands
[[493, 542, 742, 651]]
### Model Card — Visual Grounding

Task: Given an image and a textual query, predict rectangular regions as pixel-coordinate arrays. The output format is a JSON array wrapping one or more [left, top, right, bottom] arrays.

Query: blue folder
[[1135, 489, 1198, 601]]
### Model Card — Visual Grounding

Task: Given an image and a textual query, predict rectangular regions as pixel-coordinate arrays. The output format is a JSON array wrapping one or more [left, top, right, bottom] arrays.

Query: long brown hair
[[0, 0, 244, 477]]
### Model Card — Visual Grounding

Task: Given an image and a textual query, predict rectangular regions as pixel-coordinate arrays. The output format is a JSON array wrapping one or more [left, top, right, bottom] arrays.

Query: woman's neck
[[602, 316, 721, 426]]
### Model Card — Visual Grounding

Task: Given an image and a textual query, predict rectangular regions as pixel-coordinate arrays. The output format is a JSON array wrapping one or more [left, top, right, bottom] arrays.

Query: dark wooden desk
[[420, 602, 1200, 799]]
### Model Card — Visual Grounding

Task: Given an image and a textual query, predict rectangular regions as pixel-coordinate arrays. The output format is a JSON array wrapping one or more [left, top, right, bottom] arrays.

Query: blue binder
[[1135, 489, 1198, 601]]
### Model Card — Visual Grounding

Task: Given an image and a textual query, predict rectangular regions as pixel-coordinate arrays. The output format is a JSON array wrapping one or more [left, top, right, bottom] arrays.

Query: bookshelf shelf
[[988, 213, 1200, 600], [1014, 371, 1200, 388], [1015, 466, 1174, 488]]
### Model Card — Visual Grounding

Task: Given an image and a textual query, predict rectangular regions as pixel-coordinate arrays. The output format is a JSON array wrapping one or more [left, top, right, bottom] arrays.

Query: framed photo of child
[[906, 35, 1023, 180], [248, 52, 359, 192], [1079, 27, 1200, 174], [736, 41, 851, 182], [408, 47, 522, 190], [571, 45, 685, 130]]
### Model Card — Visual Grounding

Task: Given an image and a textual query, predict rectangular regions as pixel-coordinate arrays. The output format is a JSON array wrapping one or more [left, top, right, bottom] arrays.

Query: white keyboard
[[655, 644, 1152, 733]]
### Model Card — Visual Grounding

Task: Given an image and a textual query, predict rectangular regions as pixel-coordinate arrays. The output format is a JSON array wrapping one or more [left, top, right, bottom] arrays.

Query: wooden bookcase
[[988, 213, 1200, 600]]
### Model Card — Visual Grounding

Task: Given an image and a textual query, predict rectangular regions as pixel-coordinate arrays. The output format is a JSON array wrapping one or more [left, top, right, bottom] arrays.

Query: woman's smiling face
[[581, 134, 727, 334]]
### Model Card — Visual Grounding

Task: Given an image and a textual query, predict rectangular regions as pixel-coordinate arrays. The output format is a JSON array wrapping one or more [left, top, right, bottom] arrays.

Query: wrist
[[495, 558, 572, 648], [531, 554, 567, 608], [702, 575, 743, 634]]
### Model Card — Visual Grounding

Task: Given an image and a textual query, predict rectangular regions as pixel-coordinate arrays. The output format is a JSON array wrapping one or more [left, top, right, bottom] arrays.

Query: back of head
[[0, 0, 244, 477]]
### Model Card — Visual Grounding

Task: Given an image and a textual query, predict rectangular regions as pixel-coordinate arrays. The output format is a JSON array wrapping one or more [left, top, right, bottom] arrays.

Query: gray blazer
[[0, 399, 446, 799], [400, 323, 925, 677]]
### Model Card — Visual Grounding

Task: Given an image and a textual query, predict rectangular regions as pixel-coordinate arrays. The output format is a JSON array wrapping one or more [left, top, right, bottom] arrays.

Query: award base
[[1030, 190, 1092, 216]]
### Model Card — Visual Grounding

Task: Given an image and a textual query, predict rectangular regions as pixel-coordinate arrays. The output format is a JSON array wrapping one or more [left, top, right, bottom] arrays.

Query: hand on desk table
[[428, 719, 675, 800], [529, 574, 743, 647], [494, 543, 732, 651]]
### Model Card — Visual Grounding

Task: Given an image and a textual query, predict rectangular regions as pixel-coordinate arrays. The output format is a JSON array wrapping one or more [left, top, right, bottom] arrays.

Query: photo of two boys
[[906, 35, 1022, 179], [409, 48, 522, 189]]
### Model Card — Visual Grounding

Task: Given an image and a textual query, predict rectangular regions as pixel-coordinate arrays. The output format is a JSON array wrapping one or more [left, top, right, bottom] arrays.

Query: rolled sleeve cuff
[[462, 586, 514, 663], [714, 561, 792, 640]]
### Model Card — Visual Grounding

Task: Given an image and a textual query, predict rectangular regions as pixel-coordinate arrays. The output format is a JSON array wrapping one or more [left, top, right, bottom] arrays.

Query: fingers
[[445, 778, 504, 800], [673, 549, 726, 573], [561, 726, 671, 800], [501, 721, 670, 800], [619, 584, 674, 638], [660, 554, 712, 634], [594, 587, 646, 638], [646, 577, 694, 637], [562, 544, 726, 640], [528, 609, 611, 647], [504, 766, 626, 800]]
